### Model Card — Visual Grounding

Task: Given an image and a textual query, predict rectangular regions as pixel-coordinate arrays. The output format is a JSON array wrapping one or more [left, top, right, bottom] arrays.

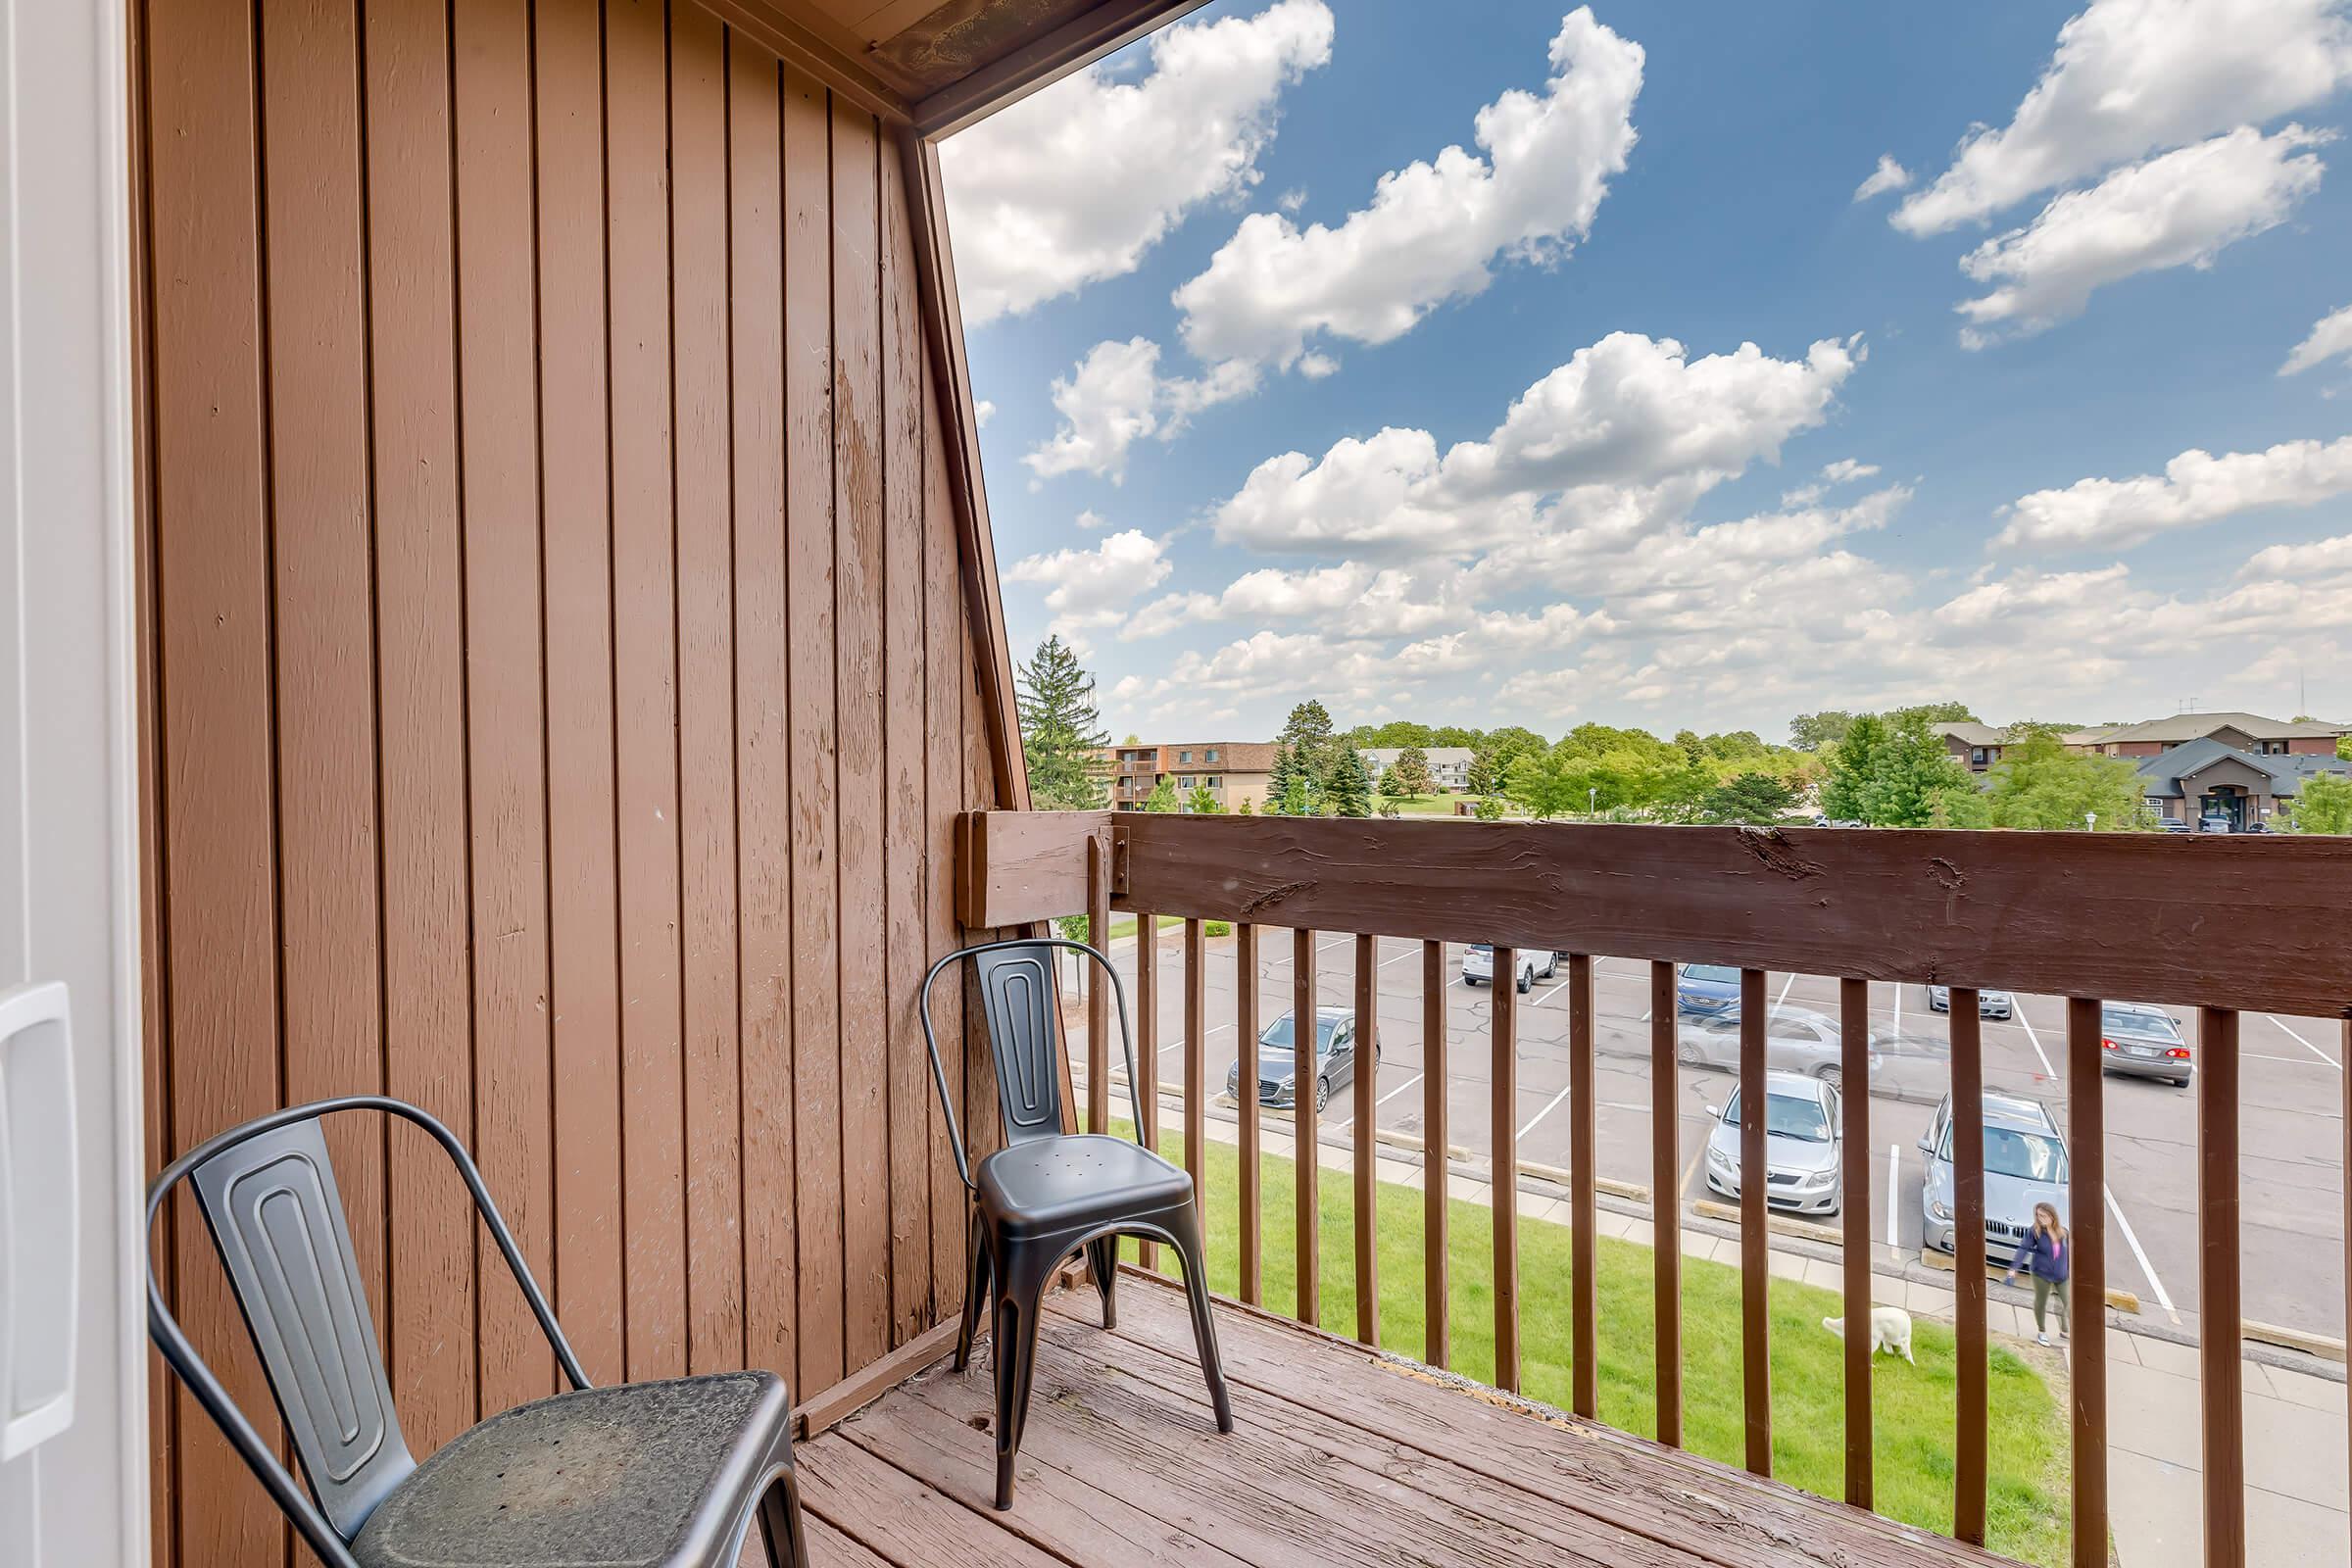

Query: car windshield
[[1467, 944, 1494, 956], [1724, 1091, 1831, 1143], [2101, 1004, 2179, 1040], [1939, 1122, 2067, 1182], [1684, 964, 1738, 985], [1259, 1014, 1338, 1054]]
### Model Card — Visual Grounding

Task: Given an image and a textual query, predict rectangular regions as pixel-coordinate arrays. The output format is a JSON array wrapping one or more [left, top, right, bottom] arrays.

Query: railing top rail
[[959, 809, 2352, 1019]]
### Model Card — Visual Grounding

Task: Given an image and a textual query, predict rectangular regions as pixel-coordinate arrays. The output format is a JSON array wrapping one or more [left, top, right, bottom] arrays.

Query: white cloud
[[1171, 7, 1642, 368], [1853, 155, 1911, 202], [1892, 0, 2352, 235], [1022, 337, 1259, 482], [940, 0, 1333, 324], [1125, 563, 1459, 640], [1953, 125, 2328, 344], [1820, 458, 1881, 484], [1210, 331, 1859, 555], [974, 399, 997, 428], [1074, 509, 1108, 530], [1115, 629, 1392, 708], [2281, 303, 2352, 375], [1003, 528, 1171, 633], [2240, 530, 2352, 577], [1995, 433, 2352, 551]]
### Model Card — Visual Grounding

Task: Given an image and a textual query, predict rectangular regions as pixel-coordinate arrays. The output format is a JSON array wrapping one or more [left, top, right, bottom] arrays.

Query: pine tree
[[1266, 742, 1297, 812], [1186, 784, 1223, 814], [1327, 745, 1373, 817], [1464, 748, 1498, 796], [1015, 634, 1109, 809], [1277, 700, 1338, 790], [1142, 778, 1179, 812]]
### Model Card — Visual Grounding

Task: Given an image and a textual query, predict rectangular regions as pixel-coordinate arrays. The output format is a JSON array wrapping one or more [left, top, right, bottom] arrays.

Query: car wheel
[[1816, 1063, 1841, 1091], [1517, 969, 1533, 994], [1543, 954, 1559, 978], [1464, 975, 1482, 987], [1676, 1038, 1702, 1066], [1315, 1076, 1331, 1112]]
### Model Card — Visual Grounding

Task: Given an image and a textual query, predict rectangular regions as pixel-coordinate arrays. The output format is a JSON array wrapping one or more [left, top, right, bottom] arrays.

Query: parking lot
[[1084, 928, 2348, 1341]]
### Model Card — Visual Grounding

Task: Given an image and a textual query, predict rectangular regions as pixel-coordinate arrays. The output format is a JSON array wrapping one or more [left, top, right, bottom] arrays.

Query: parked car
[[1919, 1090, 2067, 1255], [2197, 814, 2232, 834], [1926, 984, 2015, 1019], [2098, 1001, 2193, 1087], [1674, 961, 1741, 1017], [1462, 943, 1560, 992], [1703, 1070, 1843, 1215], [1673, 1004, 1882, 1089], [2158, 817, 2191, 834], [1223, 1005, 1374, 1111]]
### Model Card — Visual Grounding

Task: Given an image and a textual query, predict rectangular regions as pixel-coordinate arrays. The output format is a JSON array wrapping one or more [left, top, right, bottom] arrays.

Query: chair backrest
[[147, 1096, 591, 1566], [919, 939, 1140, 1187], [186, 1117, 412, 1538]]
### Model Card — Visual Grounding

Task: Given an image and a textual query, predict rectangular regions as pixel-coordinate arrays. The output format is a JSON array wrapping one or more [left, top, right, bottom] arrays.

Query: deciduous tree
[[2291, 771, 2352, 834]]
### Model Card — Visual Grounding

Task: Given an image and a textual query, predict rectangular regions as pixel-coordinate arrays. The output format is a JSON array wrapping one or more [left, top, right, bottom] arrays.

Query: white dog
[[1823, 1307, 1916, 1365]]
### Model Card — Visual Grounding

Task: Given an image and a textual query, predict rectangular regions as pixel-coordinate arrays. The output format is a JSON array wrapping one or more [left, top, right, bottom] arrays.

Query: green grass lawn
[[1103, 913, 1186, 941], [1378, 792, 1479, 815], [1119, 1127, 2072, 1566]]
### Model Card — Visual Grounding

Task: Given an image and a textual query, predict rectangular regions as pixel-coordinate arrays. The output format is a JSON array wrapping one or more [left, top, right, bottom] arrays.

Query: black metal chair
[[144, 1095, 808, 1568], [920, 938, 1233, 1509]]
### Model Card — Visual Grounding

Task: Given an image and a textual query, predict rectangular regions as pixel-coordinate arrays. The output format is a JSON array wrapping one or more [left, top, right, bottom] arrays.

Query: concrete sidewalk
[[1124, 1089, 2349, 1568]]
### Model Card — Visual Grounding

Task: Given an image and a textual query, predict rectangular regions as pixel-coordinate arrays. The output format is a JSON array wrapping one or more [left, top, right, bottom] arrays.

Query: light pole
[[1588, 785, 1598, 818], [2084, 811, 2097, 832]]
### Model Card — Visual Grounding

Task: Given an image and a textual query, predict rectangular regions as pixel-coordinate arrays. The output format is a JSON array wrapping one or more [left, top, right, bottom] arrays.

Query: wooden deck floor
[[794, 1270, 2021, 1568]]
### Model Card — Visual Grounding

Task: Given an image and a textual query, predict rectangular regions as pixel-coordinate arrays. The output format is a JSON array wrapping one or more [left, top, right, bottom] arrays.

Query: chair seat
[[976, 1134, 1193, 1237], [352, 1371, 790, 1568]]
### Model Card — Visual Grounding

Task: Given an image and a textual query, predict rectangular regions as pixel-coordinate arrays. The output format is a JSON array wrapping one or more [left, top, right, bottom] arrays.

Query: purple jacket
[[2011, 1227, 2070, 1283]]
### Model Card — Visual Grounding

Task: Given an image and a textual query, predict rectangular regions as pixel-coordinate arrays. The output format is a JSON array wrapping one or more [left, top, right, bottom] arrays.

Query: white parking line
[[1532, 974, 1573, 1007], [1518, 1083, 1573, 1141], [1376, 1071, 1424, 1109], [1767, 970, 1796, 1020], [2013, 1007, 2055, 1079], [2263, 1013, 2342, 1070], [1378, 945, 1423, 970], [2104, 1183, 2178, 1324], [1886, 1144, 1899, 1250], [1891, 984, 1902, 1038]]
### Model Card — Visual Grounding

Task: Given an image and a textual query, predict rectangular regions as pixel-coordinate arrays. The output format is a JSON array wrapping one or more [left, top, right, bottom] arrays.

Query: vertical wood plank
[[1293, 927, 1317, 1323], [536, 0, 625, 1388], [959, 619, 1002, 1181], [262, 0, 387, 1386], [1185, 919, 1208, 1250], [452, 0, 557, 1418], [1839, 977, 1873, 1508], [2068, 998, 2108, 1568], [1739, 966, 1769, 1476], [146, 0, 286, 1555], [1237, 923, 1261, 1305], [879, 128, 932, 1349], [365, 0, 475, 1452], [730, 36, 797, 1387], [783, 67, 845, 1395], [2200, 1006, 2245, 1568], [1493, 946, 1520, 1393], [831, 92, 891, 1375], [1568, 953, 1596, 1417], [1136, 910, 1159, 1272], [1352, 932, 1377, 1347], [1086, 839, 1110, 1135], [922, 356, 967, 1329], [607, 0, 686, 1385], [1423, 940, 1447, 1369], [1649, 960, 1681, 1448], [1952, 989, 1987, 1544], [670, 0, 744, 1378]]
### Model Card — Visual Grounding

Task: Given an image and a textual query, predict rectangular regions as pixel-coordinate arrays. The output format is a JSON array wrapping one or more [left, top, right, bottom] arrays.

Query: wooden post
[[1423, 940, 1448, 1370], [1739, 967, 1770, 1476], [1568, 953, 1597, 1419], [1952, 990, 1986, 1545], [1184, 918, 1206, 1250], [2068, 998, 2107, 1568], [1294, 927, 1318, 1326], [1839, 977, 1872, 1508], [1493, 946, 1520, 1394], [1649, 960, 1682, 1448], [1237, 923, 1260, 1306], [1136, 913, 1158, 1272], [2200, 1006, 2244, 1568], [1085, 836, 1109, 1135], [1353, 932, 1378, 1346]]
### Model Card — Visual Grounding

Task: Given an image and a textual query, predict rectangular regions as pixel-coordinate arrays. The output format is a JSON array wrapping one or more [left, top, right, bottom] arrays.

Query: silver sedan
[[1927, 984, 2015, 1019], [1703, 1070, 1844, 1215], [1673, 1004, 1881, 1090]]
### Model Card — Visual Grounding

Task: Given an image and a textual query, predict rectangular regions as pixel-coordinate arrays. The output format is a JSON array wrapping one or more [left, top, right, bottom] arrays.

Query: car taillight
[[2101, 1037, 2116, 1051], [2167, 1046, 2191, 1059]]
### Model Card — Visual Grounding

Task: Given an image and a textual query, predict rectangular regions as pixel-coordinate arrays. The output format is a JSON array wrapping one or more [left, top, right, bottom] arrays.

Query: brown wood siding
[[133, 3, 1004, 1558]]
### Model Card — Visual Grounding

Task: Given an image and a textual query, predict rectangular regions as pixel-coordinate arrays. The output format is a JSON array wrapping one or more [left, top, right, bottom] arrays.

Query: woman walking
[[2004, 1201, 2071, 1347]]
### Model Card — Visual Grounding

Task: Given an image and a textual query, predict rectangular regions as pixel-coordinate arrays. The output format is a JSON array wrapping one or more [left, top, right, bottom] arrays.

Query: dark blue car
[[1676, 962, 1740, 1017]]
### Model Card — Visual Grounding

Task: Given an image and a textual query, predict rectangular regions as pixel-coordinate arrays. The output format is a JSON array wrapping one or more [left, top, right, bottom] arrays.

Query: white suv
[[1460, 943, 1560, 993]]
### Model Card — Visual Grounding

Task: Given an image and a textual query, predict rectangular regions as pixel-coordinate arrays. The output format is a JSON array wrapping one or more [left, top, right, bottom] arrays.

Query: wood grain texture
[[1292, 927, 1316, 1322], [1422, 941, 1447, 1369], [2067, 999, 2106, 1568], [1087, 841, 1111, 1136], [1567, 953, 1596, 1418], [1352, 933, 1377, 1346], [2199, 1007, 2244, 1568], [1649, 960, 1681, 1449], [1186, 919, 1208, 1249], [1493, 948, 1520, 1394], [1135, 911, 1159, 1273], [923, 355, 970, 1330], [1839, 977, 1872, 1510], [1738, 969, 1769, 1477], [1237, 924, 1260, 1305], [1951, 993, 1986, 1544]]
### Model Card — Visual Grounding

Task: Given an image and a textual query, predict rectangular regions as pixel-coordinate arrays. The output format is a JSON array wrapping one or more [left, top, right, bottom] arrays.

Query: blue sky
[[943, 0, 2352, 742]]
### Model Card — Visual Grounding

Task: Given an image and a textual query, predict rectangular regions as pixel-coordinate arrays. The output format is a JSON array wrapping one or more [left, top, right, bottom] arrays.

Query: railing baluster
[[1086, 836, 1109, 1135], [1839, 977, 1872, 1509], [2200, 1005, 2244, 1568], [1184, 918, 1206, 1252], [1952, 987, 1987, 1544], [2343, 1016, 2350, 1568], [1739, 967, 1770, 1476], [1423, 939, 1448, 1370], [1569, 952, 1597, 1419], [2067, 997, 2108, 1568], [1353, 933, 1378, 1346], [1649, 959, 1682, 1448], [1494, 944, 1521, 1393], [1136, 911, 1158, 1273], [1295, 927, 1319, 1326], [1237, 923, 1261, 1306]]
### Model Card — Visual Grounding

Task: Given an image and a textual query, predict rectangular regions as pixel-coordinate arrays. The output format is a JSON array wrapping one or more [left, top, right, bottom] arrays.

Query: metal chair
[[144, 1095, 808, 1568], [920, 937, 1233, 1510]]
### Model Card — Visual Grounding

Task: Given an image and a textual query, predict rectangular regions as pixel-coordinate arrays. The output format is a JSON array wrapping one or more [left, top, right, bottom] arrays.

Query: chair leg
[[1085, 1235, 1119, 1329], [758, 1466, 809, 1568], [992, 1243, 1061, 1510], [955, 1214, 992, 1373], [1163, 1205, 1235, 1434]]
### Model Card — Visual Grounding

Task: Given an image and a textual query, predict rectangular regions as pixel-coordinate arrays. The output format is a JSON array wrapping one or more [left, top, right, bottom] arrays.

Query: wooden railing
[[959, 808, 2352, 1568]]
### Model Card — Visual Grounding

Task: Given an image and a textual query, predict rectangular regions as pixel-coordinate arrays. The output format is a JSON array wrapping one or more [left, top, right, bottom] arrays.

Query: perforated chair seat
[[351, 1372, 791, 1568], [974, 1134, 1193, 1238]]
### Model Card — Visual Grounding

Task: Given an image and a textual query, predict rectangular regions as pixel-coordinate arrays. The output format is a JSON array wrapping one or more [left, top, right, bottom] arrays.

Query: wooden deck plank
[[796, 1434, 1067, 1568]]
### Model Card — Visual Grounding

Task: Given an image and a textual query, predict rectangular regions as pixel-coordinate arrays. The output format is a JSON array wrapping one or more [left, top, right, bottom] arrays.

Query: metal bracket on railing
[[1109, 824, 1132, 897]]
